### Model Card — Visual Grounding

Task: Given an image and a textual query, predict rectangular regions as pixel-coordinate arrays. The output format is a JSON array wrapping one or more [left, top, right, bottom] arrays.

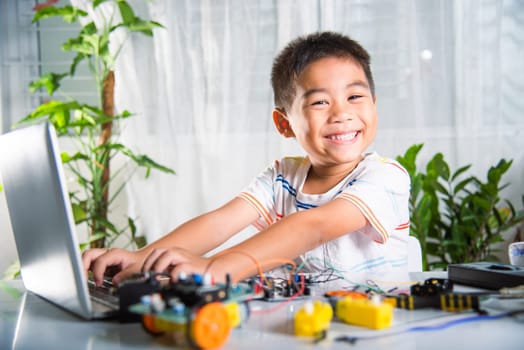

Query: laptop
[[0, 122, 119, 319]]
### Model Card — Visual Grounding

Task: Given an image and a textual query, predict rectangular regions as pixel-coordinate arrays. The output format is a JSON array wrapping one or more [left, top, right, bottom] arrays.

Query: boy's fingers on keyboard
[[112, 264, 140, 286], [82, 248, 107, 268], [141, 248, 167, 273], [91, 250, 126, 286], [151, 250, 183, 274], [81, 248, 108, 280], [105, 265, 121, 278]]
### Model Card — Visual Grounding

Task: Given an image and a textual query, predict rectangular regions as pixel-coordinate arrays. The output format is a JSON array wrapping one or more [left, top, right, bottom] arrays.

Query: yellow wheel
[[141, 314, 165, 336], [190, 302, 231, 349]]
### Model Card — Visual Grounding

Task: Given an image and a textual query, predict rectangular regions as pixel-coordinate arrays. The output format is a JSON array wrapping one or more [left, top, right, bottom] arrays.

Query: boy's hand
[[82, 248, 142, 286], [141, 248, 212, 282]]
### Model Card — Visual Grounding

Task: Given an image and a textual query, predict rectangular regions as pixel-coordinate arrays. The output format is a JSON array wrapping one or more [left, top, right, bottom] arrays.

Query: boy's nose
[[329, 102, 354, 123]]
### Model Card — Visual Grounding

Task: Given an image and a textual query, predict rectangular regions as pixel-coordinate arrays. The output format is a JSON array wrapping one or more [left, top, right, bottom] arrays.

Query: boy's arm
[[137, 197, 260, 256], [206, 197, 367, 281], [84, 197, 259, 284]]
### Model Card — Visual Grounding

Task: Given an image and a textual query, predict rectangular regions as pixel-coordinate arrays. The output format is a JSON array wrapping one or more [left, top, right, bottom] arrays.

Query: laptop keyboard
[[87, 278, 119, 310]]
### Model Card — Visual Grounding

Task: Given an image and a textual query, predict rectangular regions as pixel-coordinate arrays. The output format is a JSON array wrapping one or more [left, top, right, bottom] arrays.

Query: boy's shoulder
[[360, 152, 408, 175], [280, 155, 307, 163], [273, 156, 308, 170], [354, 152, 410, 188]]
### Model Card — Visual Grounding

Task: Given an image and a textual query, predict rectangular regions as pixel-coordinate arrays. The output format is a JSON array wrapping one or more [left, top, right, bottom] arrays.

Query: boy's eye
[[348, 95, 362, 101], [311, 100, 328, 106]]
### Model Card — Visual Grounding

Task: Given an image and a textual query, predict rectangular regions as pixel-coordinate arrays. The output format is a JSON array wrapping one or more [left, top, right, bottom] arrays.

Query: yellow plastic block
[[336, 297, 393, 329], [224, 302, 241, 328], [294, 300, 333, 337]]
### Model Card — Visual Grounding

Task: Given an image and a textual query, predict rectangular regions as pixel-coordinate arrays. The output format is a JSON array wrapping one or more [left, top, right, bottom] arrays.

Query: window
[[0, 0, 96, 132]]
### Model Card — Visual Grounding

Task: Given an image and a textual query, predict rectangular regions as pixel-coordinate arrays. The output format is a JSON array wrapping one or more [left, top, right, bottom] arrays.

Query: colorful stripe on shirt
[[347, 256, 408, 272], [237, 192, 273, 226], [275, 174, 296, 196], [338, 193, 389, 243], [395, 221, 410, 231], [276, 174, 317, 210]]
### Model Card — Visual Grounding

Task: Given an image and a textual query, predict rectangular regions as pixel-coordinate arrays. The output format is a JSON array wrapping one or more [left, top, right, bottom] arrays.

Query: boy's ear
[[272, 109, 295, 138]]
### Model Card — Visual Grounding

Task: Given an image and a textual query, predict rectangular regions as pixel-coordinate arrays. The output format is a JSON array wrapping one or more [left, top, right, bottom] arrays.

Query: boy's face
[[275, 57, 377, 171]]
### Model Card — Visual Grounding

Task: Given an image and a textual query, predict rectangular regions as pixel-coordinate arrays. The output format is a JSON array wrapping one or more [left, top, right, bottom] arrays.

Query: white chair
[[407, 235, 423, 272]]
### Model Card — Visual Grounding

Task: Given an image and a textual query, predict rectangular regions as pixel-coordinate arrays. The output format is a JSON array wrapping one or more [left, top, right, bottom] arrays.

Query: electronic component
[[249, 274, 310, 301], [410, 278, 453, 296], [334, 295, 393, 330], [448, 262, 524, 290], [386, 293, 480, 312], [117, 273, 165, 322], [126, 272, 261, 349], [294, 300, 333, 337]]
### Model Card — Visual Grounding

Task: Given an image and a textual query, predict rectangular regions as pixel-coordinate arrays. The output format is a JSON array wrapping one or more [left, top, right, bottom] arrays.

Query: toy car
[[125, 272, 262, 349]]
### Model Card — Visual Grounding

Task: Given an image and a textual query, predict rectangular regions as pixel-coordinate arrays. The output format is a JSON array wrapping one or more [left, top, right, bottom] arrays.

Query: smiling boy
[[83, 32, 410, 285]]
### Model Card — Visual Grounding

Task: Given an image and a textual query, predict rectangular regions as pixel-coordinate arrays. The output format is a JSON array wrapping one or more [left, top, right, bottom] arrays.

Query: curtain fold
[[112, 0, 523, 244]]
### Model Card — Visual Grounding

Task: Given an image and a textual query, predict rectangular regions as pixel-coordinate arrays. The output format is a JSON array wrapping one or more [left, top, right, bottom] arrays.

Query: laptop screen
[[0, 123, 93, 318]]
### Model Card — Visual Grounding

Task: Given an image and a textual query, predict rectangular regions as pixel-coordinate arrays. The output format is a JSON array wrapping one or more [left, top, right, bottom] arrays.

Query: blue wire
[[335, 310, 524, 344], [407, 312, 508, 332]]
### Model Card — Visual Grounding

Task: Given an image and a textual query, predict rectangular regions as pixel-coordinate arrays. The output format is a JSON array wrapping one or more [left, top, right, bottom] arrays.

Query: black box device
[[448, 262, 524, 290]]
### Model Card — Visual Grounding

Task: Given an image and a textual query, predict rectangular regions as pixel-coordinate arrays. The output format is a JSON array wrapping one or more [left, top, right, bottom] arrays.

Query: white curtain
[[110, 0, 524, 245]]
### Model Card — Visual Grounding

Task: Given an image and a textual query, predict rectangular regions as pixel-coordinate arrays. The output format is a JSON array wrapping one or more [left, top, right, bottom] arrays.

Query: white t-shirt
[[237, 152, 411, 278]]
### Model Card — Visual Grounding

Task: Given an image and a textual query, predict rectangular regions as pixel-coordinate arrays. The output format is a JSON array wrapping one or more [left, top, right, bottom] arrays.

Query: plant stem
[[91, 70, 115, 248]]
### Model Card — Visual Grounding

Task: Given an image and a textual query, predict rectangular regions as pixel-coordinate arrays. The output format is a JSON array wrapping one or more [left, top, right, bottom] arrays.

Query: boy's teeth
[[329, 132, 357, 141]]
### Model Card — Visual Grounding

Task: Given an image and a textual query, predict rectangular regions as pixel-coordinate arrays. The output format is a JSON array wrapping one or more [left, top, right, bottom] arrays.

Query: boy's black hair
[[271, 31, 375, 111]]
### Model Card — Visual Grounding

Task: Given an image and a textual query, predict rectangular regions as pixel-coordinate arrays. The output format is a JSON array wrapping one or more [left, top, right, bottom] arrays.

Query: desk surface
[[1, 273, 524, 350]]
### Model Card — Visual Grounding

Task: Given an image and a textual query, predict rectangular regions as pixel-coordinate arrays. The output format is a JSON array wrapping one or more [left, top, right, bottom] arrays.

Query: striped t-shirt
[[237, 152, 411, 278]]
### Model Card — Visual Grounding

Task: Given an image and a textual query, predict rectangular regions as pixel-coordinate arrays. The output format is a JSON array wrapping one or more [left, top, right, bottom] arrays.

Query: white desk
[[1, 273, 524, 350]]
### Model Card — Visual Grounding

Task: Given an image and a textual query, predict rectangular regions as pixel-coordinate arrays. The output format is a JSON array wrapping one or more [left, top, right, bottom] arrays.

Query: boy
[[84, 31, 410, 286]]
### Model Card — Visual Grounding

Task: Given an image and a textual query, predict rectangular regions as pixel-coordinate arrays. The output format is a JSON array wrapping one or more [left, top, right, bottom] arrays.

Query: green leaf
[[93, 217, 120, 237], [0, 280, 22, 300], [62, 23, 100, 57], [433, 179, 449, 196], [20, 102, 126, 136], [1, 260, 21, 281], [427, 153, 450, 181], [81, 22, 98, 35], [127, 217, 147, 249], [100, 143, 175, 176], [451, 164, 472, 182], [16, 100, 83, 132], [453, 176, 475, 194], [93, 0, 110, 8], [396, 143, 423, 176], [128, 217, 137, 237], [32, 5, 87, 24], [29, 72, 68, 95], [126, 18, 164, 36], [71, 202, 88, 224], [69, 53, 87, 76], [425, 242, 441, 255], [471, 196, 492, 212], [117, 1, 136, 23], [64, 35, 97, 56], [62, 151, 90, 163], [487, 159, 512, 185], [133, 236, 147, 249], [87, 233, 107, 243]]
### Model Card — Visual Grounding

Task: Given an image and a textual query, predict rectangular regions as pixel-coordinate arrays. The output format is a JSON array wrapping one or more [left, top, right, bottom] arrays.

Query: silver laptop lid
[[0, 123, 93, 319]]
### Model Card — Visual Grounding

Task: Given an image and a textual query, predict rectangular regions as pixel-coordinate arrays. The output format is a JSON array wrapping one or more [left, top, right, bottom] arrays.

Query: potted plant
[[396, 144, 524, 270], [17, 0, 174, 250]]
